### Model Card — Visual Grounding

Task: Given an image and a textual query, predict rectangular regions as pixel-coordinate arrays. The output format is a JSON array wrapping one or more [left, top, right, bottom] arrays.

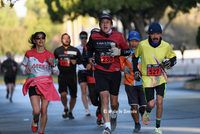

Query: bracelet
[[52, 64, 56, 67]]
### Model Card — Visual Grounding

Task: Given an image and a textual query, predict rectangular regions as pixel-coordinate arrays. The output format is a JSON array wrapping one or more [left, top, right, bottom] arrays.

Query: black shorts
[[94, 69, 121, 96], [78, 70, 87, 84], [58, 76, 77, 98], [125, 84, 146, 106], [29, 86, 42, 97], [143, 83, 166, 103], [4, 75, 16, 84]]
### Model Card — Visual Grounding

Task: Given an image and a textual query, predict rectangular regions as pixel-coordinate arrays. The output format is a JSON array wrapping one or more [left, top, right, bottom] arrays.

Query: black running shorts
[[143, 83, 166, 103], [29, 86, 42, 97], [58, 76, 77, 98], [78, 70, 87, 84], [94, 69, 121, 96], [4, 75, 16, 84], [125, 84, 146, 106]]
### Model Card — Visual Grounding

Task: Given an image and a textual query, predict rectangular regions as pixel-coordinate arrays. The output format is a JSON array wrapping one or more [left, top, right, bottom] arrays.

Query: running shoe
[[133, 123, 141, 132], [142, 111, 150, 125], [68, 112, 75, 119], [38, 132, 44, 134], [110, 114, 117, 131], [139, 107, 144, 117], [6, 91, 9, 99], [31, 118, 39, 132], [97, 119, 104, 127], [85, 110, 91, 116], [102, 127, 112, 134], [62, 109, 68, 118], [154, 127, 162, 134]]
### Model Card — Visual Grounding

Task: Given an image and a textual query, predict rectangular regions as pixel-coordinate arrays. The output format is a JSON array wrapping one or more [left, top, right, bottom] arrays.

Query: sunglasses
[[80, 36, 87, 40], [36, 36, 45, 40]]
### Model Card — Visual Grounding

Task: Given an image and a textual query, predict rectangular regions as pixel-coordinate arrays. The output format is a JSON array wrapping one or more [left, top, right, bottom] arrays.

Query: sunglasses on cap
[[80, 36, 87, 40], [36, 36, 45, 40]]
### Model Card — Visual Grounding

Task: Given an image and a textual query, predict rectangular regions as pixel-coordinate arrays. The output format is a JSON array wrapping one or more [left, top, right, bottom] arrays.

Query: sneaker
[[85, 110, 91, 116], [139, 107, 144, 117], [142, 111, 150, 125], [111, 114, 117, 131], [38, 132, 44, 134], [31, 118, 39, 132], [68, 112, 75, 119], [133, 123, 141, 132], [154, 127, 162, 134], [97, 119, 104, 127], [102, 127, 112, 134], [62, 109, 68, 118]]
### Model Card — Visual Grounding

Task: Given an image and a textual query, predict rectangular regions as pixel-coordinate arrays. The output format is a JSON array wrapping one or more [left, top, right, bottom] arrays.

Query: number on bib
[[147, 64, 161, 76]]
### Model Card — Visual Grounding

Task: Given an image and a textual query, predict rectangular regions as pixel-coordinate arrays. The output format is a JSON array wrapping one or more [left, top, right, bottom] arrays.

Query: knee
[[156, 98, 163, 107], [40, 108, 47, 116], [131, 105, 138, 111], [34, 109, 41, 116], [148, 100, 155, 109], [111, 102, 119, 109]]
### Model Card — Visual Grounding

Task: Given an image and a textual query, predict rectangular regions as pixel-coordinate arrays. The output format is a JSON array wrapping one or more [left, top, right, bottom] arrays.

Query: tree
[[196, 26, 200, 49], [0, 0, 19, 8], [44, 0, 200, 39]]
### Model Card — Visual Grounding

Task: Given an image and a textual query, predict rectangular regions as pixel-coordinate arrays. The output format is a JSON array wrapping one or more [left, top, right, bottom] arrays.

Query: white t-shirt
[[76, 44, 87, 71]]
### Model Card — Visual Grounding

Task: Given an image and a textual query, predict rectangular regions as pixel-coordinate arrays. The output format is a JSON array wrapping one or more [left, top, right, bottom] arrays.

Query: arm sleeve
[[169, 56, 177, 67], [132, 53, 139, 72], [82, 46, 89, 68], [86, 36, 94, 59], [119, 34, 131, 56]]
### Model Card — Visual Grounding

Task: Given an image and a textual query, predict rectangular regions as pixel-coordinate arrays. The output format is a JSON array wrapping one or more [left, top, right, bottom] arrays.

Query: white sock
[[104, 122, 111, 130], [111, 112, 117, 118]]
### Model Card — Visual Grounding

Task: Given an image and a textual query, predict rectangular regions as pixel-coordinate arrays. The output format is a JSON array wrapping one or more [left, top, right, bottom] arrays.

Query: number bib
[[60, 58, 70, 66], [101, 56, 114, 63], [147, 64, 161, 76]]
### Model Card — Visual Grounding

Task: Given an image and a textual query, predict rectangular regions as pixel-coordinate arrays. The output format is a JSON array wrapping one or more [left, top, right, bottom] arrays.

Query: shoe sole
[[111, 118, 117, 131], [31, 121, 38, 132], [142, 116, 150, 125], [102, 130, 111, 134]]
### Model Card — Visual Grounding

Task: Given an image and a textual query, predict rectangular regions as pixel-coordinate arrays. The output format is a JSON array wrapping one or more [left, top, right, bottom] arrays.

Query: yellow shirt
[[134, 39, 176, 88]]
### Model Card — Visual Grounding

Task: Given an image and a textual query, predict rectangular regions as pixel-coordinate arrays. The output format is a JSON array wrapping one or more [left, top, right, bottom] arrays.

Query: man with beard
[[132, 22, 177, 134], [54, 33, 81, 119]]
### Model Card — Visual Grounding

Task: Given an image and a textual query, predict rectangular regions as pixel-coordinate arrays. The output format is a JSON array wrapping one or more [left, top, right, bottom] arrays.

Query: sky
[[13, 0, 27, 18]]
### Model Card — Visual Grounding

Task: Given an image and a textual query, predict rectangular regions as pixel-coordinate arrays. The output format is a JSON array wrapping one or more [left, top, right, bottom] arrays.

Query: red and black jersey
[[86, 30, 130, 72]]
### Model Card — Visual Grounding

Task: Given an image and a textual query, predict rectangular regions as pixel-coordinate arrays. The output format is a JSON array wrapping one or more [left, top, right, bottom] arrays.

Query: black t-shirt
[[1, 59, 18, 77], [54, 46, 81, 78]]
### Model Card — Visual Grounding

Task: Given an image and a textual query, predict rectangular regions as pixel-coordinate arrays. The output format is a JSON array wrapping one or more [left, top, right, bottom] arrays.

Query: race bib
[[60, 58, 70, 66], [147, 64, 161, 76], [101, 56, 114, 63]]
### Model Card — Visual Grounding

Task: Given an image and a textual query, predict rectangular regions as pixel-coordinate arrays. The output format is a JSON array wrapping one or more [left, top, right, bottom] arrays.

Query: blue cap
[[148, 22, 162, 34], [128, 31, 140, 41]]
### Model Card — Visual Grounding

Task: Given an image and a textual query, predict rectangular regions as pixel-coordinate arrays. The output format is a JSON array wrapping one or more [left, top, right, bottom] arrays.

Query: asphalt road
[[0, 81, 200, 134]]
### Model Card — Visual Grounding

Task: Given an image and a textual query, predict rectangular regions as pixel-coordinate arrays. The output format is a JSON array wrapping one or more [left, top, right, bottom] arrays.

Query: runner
[[132, 22, 177, 134], [82, 28, 104, 126], [120, 31, 146, 132], [20, 31, 60, 134], [1, 51, 18, 103], [86, 14, 131, 134], [54, 33, 81, 119], [76, 31, 91, 116]]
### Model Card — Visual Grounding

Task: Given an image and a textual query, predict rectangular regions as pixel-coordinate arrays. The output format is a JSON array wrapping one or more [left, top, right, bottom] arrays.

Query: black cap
[[91, 28, 100, 34], [33, 31, 46, 39], [99, 14, 112, 22], [148, 22, 162, 34]]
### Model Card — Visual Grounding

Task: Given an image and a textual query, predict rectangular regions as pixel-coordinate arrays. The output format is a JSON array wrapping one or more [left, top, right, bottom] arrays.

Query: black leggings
[[88, 83, 101, 114]]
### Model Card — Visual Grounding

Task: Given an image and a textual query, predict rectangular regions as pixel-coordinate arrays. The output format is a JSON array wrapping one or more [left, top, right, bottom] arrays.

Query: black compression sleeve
[[169, 56, 177, 67], [121, 49, 131, 56], [132, 55, 139, 72]]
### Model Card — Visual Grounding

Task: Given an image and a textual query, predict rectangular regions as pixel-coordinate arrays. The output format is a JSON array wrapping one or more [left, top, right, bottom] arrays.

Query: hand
[[88, 58, 96, 66], [134, 71, 141, 81], [162, 58, 171, 69], [86, 64, 92, 70], [124, 66, 131, 75], [109, 42, 121, 57], [12, 66, 16, 71], [25, 66, 31, 73], [48, 56, 54, 66], [70, 59, 77, 65]]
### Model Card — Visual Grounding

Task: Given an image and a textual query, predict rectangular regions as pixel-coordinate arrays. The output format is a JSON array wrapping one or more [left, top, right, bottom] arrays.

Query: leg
[[39, 95, 49, 133], [69, 97, 76, 113], [10, 83, 15, 102], [60, 92, 68, 109], [100, 91, 110, 123], [6, 83, 9, 99], [156, 95, 163, 119], [80, 82, 89, 110], [131, 105, 139, 123], [30, 95, 41, 119]]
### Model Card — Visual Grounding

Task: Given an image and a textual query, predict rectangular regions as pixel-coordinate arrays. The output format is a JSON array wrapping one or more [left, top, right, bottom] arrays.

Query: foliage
[[196, 26, 200, 49], [44, 0, 200, 40]]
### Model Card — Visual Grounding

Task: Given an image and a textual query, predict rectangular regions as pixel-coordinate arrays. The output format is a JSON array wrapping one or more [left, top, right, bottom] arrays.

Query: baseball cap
[[148, 22, 162, 34], [99, 14, 112, 22], [33, 31, 46, 39], [128, 31, 140, 41]]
